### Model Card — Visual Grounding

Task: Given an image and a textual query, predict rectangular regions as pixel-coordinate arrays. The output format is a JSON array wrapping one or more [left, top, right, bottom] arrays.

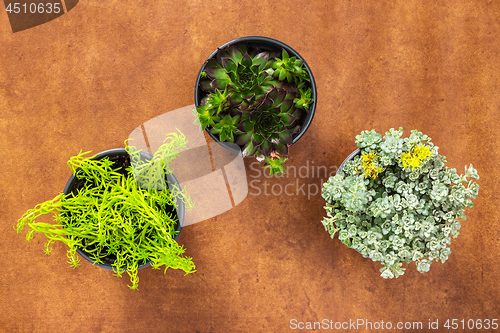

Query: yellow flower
[[360, 151, 383, 179], [400, 145, 432, 170], [414, 145, 432, 160]]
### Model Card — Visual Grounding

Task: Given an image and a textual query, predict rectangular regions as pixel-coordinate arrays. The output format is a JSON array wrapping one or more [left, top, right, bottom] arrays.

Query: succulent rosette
[[194, 41, 314, 176]]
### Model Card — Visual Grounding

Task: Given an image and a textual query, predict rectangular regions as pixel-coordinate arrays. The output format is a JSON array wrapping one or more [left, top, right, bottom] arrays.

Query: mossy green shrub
[[321, 128, 480, 278], [16, 132, 195, 289]]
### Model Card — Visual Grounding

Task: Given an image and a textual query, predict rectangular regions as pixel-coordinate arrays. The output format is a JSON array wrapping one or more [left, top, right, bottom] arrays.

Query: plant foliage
[[194, 42, 314, 175], [321, 128, 480, 278], [16, 131, 195, 290]]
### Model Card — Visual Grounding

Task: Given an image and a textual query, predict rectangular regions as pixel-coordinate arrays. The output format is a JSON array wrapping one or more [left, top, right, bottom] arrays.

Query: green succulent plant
[[194, 42, 314, 175], [321, 128, 480, 279]]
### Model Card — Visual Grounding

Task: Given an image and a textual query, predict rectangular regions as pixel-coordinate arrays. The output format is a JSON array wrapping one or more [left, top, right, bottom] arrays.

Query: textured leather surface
[[0, 1, 498, 332]]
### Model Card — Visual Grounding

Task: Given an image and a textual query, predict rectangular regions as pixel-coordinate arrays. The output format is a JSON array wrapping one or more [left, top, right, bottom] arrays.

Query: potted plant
[[194, 36, 317, 176], [321, 128, 480, 278], [15, 131, 195, 290]]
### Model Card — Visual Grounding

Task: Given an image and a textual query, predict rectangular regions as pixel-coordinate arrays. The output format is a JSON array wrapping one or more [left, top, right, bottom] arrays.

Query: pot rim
[[338, 148, 362, 173]]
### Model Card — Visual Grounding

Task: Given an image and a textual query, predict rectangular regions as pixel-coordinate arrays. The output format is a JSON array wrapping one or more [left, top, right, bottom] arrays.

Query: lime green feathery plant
[[15, 131, 195, 290]]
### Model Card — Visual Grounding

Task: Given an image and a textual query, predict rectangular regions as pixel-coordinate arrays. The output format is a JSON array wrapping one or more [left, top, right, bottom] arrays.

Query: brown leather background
[[1, 1, 499, 332]]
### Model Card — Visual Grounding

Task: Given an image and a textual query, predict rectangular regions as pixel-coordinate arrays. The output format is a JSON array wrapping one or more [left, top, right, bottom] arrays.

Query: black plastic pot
[[63, 148, 185, 272], [332, 148, 362, 254], [194, 36, 317, 156]]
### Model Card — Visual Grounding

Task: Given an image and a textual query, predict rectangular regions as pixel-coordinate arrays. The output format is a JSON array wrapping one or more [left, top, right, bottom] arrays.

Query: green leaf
[[241, 53, 252, 68], [278, 68, 287, 81], [216, 49, 230, 63], [242, 141, 256, 157], [204, 68, 230, 80], [222, 58, 237, 73], [230, 46, 243, 64], [250, 64, 260, 76], [252, 133, 265, 144], [199, 79, 215, 92], [260, 140, 272, 156], [210, 78, 232, 90], [252, 52, 269, 69], [272, 91, 286, 107], [273, 67, 281, 77], [280, 99, 293, 113], [282, 49, 289, 61], [278, 131, 293, 145], [238, 120, 254, 132], [273, 141, 289, 156], [231, 115, 241, 125], [205, 59, 222, 69], [225, 131, 235, 143], [235, 132, 253, 145], [219, 131, 227, 142], [195, 106, 219, 130]]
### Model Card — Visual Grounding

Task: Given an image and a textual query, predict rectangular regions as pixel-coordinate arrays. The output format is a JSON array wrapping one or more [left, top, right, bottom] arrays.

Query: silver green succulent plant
[[321, 128, 480, 278]]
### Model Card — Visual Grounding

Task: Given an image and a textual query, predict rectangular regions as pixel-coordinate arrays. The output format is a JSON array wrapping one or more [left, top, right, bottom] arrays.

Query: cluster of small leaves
[[194, 42, 314, 175], [322, 128, 480, 279], [15, 131, 195, 290]]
